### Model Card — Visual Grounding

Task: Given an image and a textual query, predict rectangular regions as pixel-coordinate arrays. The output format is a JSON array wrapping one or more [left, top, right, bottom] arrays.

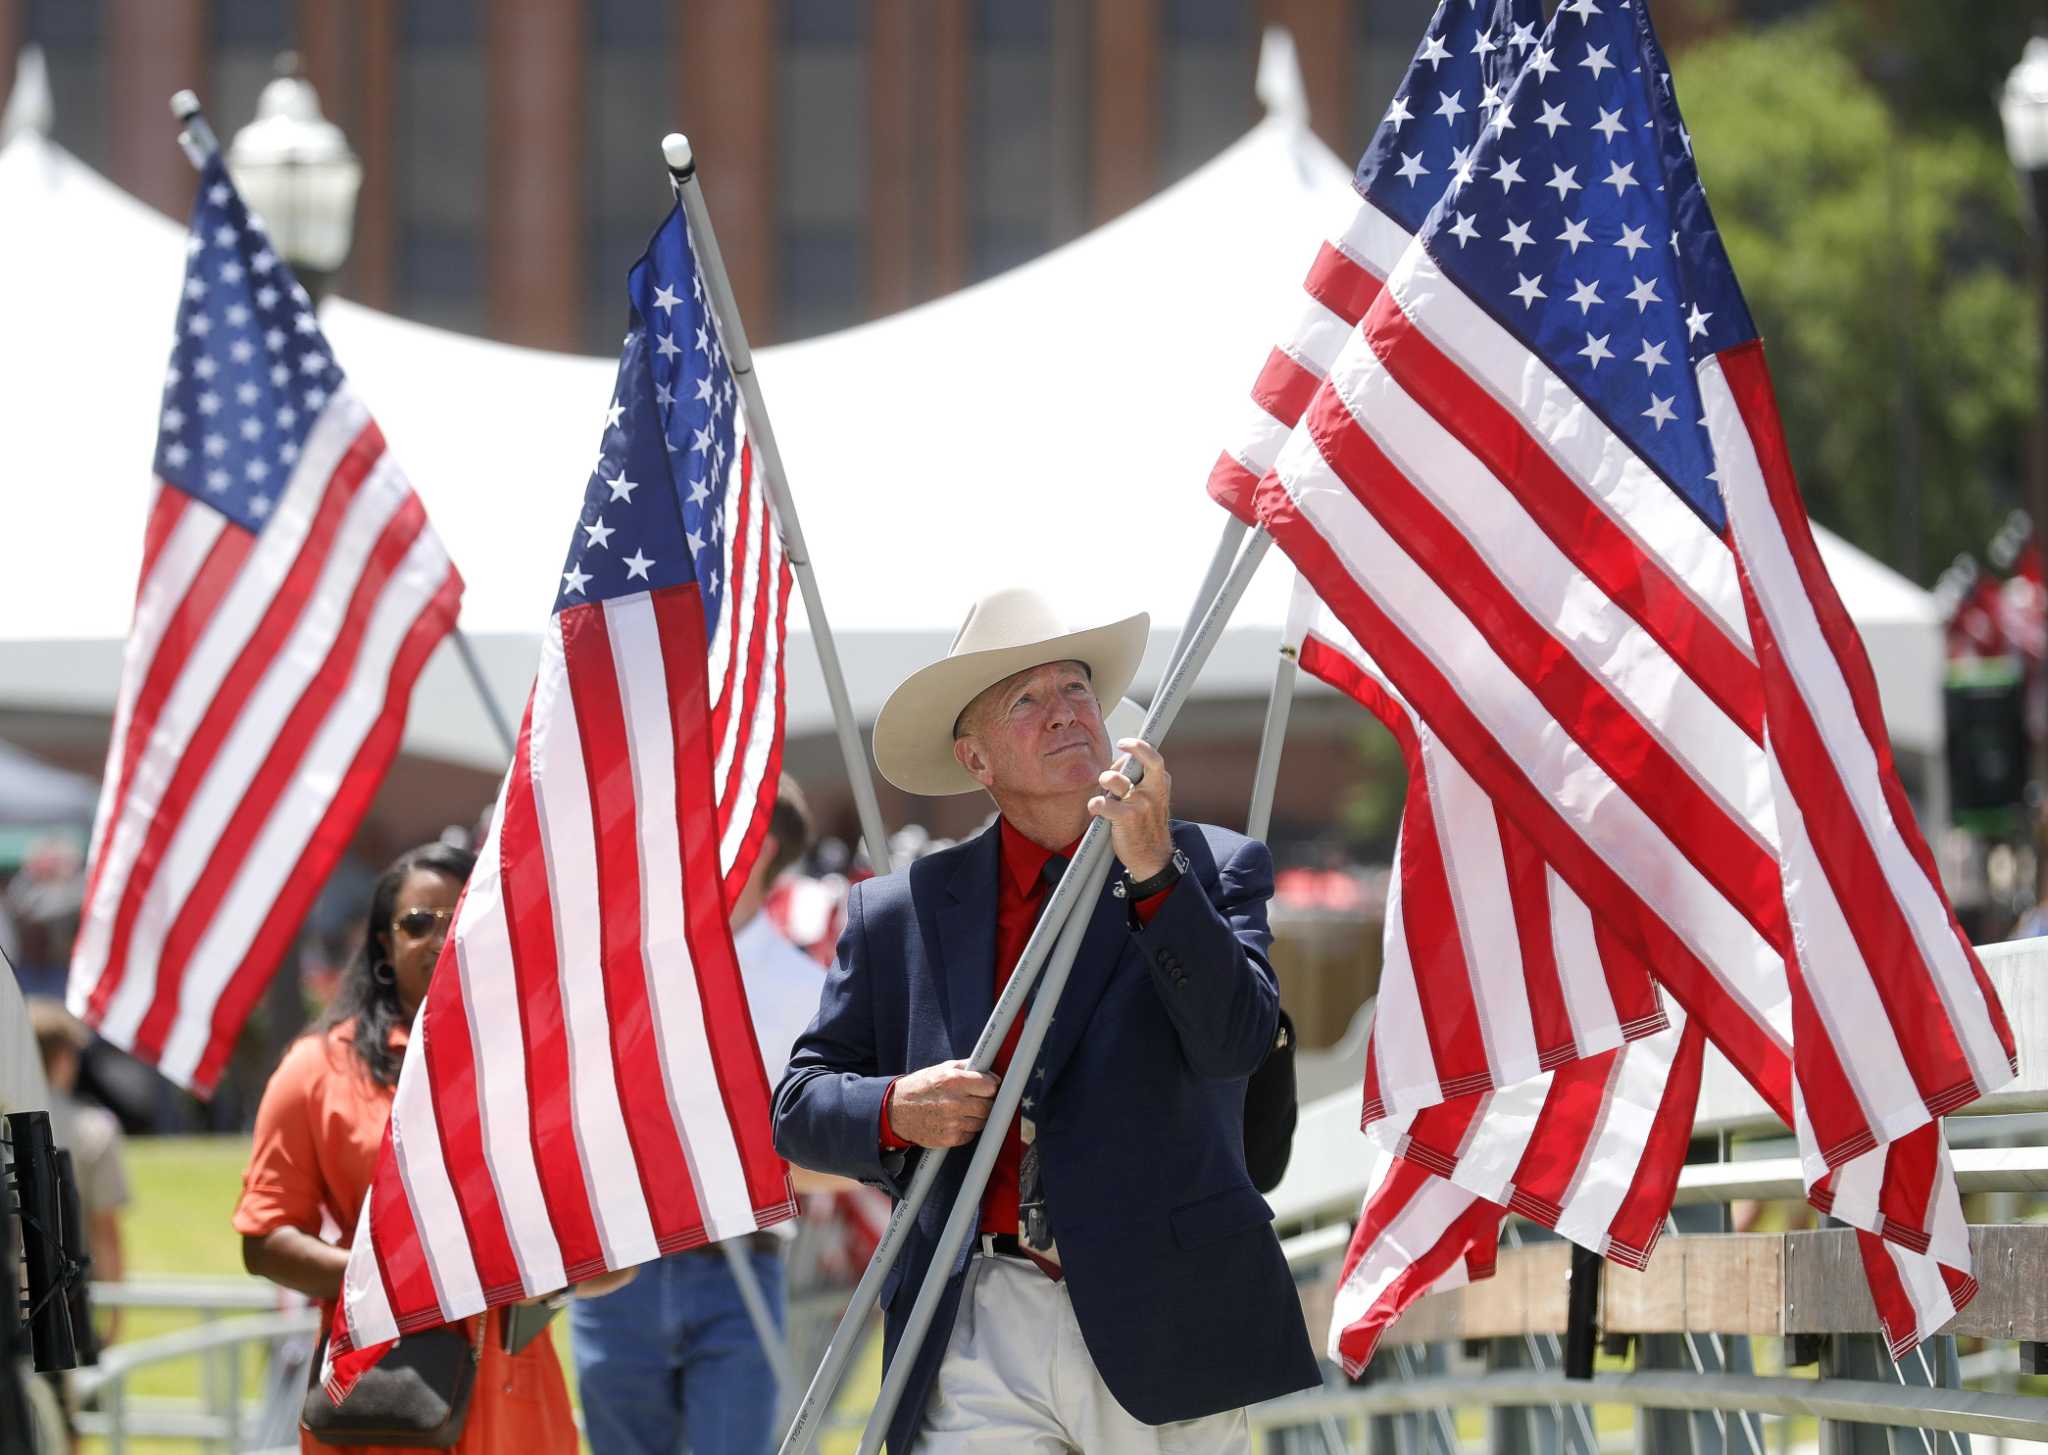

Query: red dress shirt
[[880, 818, 1171, 1242]]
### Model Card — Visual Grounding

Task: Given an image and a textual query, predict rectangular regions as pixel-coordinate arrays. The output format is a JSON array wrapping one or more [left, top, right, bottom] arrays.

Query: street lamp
[[225, 59, 361, 304]]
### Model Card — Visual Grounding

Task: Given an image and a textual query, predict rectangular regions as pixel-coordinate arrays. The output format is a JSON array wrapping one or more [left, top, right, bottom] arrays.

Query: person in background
[[232, 842, 585, 1455], [28, 998, 128, 1344], [571, 776, 822, 1455]]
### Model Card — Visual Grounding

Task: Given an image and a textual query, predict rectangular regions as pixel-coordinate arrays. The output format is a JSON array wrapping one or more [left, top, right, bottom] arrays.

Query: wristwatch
[[1120, 847, 1188, 901]]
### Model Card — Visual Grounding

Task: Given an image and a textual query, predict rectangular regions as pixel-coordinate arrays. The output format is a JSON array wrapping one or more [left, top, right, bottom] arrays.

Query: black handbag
[[1242, 1008, 1299, 1194], [301, 1316, 485, 1449]]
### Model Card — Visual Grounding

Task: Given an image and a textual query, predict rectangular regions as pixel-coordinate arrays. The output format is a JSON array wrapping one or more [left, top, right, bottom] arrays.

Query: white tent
[[0, 68, 1943, 780]]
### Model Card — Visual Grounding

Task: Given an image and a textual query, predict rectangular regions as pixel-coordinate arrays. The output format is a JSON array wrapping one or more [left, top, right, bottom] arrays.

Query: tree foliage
[[1670, 8, 2037, 581]]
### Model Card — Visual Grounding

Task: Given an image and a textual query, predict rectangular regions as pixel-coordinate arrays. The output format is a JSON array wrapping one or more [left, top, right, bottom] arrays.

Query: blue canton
[[556, 204, 739, 632], [1353, 0, 1545, 229], [155, 157, 347, 534], [1409, 0, 1756, 532]]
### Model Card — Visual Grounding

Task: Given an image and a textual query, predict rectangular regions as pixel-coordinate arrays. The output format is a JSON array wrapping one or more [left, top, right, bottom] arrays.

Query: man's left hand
[[1091, 737, 1172, 881]]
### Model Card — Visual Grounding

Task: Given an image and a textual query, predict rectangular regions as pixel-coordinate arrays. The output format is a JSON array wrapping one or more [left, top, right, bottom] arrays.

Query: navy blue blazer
[[773, 818, 1320, 1452]]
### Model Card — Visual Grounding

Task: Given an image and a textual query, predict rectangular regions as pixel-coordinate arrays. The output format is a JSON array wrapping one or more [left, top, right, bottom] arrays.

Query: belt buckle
[[975, 1233, 999, 1259]]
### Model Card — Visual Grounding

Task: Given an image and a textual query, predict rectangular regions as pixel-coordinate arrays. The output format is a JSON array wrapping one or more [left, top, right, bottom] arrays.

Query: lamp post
[[225, 57, 361, 306]]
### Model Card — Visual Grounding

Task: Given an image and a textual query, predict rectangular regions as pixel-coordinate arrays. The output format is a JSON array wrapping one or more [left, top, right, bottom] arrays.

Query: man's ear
[[952, 734, 994, 788]]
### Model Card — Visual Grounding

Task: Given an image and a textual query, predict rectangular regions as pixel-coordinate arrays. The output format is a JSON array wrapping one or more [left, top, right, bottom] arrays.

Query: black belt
[[975, 1232, 1029, 1260], [684, 1230, 784, 1258]]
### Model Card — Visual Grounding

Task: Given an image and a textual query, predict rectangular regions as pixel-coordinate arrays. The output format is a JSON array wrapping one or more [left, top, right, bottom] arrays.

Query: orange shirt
[[234, 1024, 579, 1455]]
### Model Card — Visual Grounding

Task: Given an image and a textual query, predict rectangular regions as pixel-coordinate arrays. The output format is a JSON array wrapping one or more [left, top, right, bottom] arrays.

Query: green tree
[[1671, 10, 2037, 582]]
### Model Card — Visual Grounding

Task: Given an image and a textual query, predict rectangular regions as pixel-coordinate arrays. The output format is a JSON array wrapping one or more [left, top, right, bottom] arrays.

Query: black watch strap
[[1123, 848, 1187, 900]]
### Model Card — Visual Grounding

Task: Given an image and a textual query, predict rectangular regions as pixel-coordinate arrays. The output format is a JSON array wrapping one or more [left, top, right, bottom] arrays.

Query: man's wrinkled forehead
[[957, 658, 1093, 735]]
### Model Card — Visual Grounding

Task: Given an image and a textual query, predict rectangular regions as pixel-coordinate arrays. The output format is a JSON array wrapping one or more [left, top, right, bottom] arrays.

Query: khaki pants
[[914, 1253, 1252, 1453]]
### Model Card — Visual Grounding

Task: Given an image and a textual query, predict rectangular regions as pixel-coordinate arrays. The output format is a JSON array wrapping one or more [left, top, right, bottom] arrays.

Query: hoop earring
[[372, 960, 397, 987]]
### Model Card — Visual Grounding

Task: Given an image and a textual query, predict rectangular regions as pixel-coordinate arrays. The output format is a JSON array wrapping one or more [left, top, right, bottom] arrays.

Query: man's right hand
[[887, 1059, 1000, 1148]]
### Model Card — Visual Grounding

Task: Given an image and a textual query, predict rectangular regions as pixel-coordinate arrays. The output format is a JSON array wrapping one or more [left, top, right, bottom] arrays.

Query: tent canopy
[[0, 71, 1943, 773]]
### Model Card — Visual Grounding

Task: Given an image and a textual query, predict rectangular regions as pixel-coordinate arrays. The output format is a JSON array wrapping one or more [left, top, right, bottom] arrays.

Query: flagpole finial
[[662, 132, 695, 180], [169, 90, 218, 170]]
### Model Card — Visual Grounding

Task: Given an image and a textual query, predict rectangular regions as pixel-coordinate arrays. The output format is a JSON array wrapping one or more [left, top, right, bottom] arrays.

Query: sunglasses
[[393, 907, 456, 939]]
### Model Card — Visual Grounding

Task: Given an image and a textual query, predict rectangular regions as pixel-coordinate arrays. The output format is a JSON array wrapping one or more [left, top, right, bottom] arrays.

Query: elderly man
[[774, 588, 1318, 1453]]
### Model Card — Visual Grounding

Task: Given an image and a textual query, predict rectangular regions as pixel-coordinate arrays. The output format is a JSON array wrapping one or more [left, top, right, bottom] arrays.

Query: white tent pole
[[174, 92, 520, 767], [852, 528, 1276, 1455], [664, 134, 895, 877]]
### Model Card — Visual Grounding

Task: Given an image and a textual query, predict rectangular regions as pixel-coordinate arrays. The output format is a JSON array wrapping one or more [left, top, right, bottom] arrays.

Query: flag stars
[[1396, 151, 1429, 185], [1471, 28, 1498, 58], [208, 182, 231, 205], [194, 356, 219, 381], [1510, 273, 1547, 309], [1385, 94, 1413, 127], [623, 549, 655, 581], [657, 332, 682, 360], [1635, 339, 1669, 373], [604, 398, 624, 430], [229, 339, 254, 364], [1492, 155, 1524, 191], [1615, 223, 1651, 259], [1567, 278, 1603, 314], [204, 432, 227, 457], [1592, 106, 1627, 141], [213, 224, 237, 248], [582, 517, 615, 549], [245, 458, 270, 482], [249, 494, 273, 519], [655, 381, 675, 408], [652, 283, 681, 313], [187, 314, 213, 337], [562, 564, 592, 595], [1501, 218, 1536, 255], [1417, 31, 1451, 68], [1434, 89, 1466, 123], [1626, 275, 1662, 311], [1557, 216, 1593, 253], [1526, 46, 1558, 81], [1580, 43, 1614, 78], [271, 363, 290, 387], [1643, 393, 1677, 430], [694, 324, 710, 353], [1685, 303, 1714, 339], [206, 468, 231, 492], [1579, 332, 1614, 368], [1535, 100, 1571, 136], [1448, 212, 1480, 247], [237, 381, 261, 405], [606, 472, 639, 502], [256, 285, 280, 310], [294, 311, 318, 335], [1603, 160, 1639, 195], [251, 249, 277, 274], [1546, 164, 1582, 201], [220, 262, 245, 286], [163, 442, 190, 468], [240, 417, 263, 441], [184, 277, 207, 301], [198, 390, 222, 416]]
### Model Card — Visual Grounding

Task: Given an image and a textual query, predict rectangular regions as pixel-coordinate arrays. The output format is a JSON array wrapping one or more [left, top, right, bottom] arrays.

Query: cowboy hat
[[873, 588, 1150, 796]]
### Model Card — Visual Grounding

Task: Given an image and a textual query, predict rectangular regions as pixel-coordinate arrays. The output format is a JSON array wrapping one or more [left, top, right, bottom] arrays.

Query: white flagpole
[[174, 93, 520, 769], [663, 134, 896, 876]]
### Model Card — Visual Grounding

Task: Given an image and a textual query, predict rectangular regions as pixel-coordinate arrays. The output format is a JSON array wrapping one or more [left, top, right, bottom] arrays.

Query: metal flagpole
[[1244, 627, 1297, 844], [855, 529, 1276, 1453], [450, 631, 519, 761], [1175, 517, 1249, 664], [173, 92, 521, 771], [775, 527, 1273, 1455], [664, 134, 896, 877]]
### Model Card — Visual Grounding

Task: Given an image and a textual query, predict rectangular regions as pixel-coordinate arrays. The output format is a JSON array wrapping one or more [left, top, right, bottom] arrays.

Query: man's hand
[[888, 1059, 999, 1148], [1090, 737, 1172, 881]]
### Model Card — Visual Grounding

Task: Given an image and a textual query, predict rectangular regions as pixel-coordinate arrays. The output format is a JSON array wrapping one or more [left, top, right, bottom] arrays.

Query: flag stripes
[[71, 385, 460, 1094]]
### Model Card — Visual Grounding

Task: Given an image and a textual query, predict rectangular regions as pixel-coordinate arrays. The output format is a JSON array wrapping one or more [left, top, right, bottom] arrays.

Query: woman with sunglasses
[[232, 842, 581, 1454]]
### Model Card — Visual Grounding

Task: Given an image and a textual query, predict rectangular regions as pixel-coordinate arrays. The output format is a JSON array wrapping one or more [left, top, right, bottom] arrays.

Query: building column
[[485, 1, 585, 350], [351, 0, 399, 310], [107, 0, 208, 219], [929, 0, 971, 297], [679, 0, 779, 342], [868, 0, 916, 315], [1091, 0, 1159, 225]]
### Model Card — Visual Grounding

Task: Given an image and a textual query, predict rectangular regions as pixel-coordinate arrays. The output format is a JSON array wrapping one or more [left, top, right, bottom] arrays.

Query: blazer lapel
[[935, 823, 1001, 1061], [1033, 862, 1132, 1091]]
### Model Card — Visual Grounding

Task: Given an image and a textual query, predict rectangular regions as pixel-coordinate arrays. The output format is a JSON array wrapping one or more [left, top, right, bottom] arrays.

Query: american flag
[[321, 202, 797, 1399], [66, 157, 461, 1096], [1295, 586, 1705, 1368], [1233, 0, 2014, 1359]]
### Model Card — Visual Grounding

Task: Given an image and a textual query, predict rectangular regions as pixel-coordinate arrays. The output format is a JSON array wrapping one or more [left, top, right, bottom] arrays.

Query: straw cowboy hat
[[873, 588, 1150, 796]]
